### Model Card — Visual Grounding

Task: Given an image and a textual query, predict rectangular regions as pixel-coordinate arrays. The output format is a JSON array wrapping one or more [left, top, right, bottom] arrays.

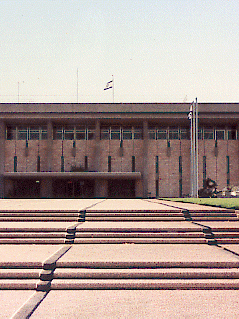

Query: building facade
[[0, 103, 238, 198]]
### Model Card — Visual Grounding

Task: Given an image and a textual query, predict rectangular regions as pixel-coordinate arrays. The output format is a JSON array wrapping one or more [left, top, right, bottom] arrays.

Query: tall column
[[0, 121, 5, 198], [143, 120, 149, 197]]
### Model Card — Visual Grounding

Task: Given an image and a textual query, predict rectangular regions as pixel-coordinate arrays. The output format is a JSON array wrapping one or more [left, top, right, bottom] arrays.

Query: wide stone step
[[191, 217, 238, 221], [49, 278, 239, 290], [0, 238, 65, 244], [213, 232, 239, 238], [0, 217, 78, 222], [0, 279, 38, 289], [74, 232, 205, 238], [216, 239, 239, 244], [73, 238, 207, 244], [0, 232, 66, 238], [85, 217, 185, 221], [0, 213, 79, 217], [86, 213, 184, 217], [53, 268, 239, 279], [0, 269, 40, 279]]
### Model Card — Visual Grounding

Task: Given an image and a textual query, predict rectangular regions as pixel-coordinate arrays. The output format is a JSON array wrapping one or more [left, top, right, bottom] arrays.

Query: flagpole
[[77, 68, 78, 103], [112, 75, 114, 103]]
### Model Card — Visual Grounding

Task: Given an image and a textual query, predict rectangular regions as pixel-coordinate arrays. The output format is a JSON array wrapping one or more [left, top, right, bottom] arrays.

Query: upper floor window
[[53, 125, 95, 140], [6, 125, 48, 140], [100, 126, 142, 140], [204, 129, 214, 140]]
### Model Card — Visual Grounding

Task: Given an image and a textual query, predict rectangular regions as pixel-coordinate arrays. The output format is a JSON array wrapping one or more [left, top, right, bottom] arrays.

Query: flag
[[104, 80, 113, 90], [188, 104, 193, 120]]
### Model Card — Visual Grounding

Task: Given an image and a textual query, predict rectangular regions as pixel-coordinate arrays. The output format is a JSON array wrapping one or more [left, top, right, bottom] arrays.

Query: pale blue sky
[[1, 0, 239, 103]]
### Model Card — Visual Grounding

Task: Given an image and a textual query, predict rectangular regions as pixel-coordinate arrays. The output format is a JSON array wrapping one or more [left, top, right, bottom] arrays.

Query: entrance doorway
[[13, 179, 41, 198], [108, 179, 135, 198], [53, 179, 94, 198]]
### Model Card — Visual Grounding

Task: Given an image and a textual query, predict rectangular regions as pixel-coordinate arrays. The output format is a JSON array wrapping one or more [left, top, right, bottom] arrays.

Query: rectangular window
[[215, 130, 225, 140], [18, 126, 28, 140], [226, 155, 230, 186], [133, 127, 143, 139], [108, 156, 111, 172], [41, 126, 48, 140], [122, 127, 132, 140], [180, 129, 189, 140], [100, 127, 110, 140], [76, 126, 86, 140], [85, 156, 88, 171], [64, 126, 75, 140], [132, 156, 135, 172], [29, 126, 40, 140], [204, 129, 214, 140], [157, 129, 167, 140], [110, 127, 121, 140], [6, 126, 17, 140], [155, 156, 159, 174], [155, 180, 159, 198], [169, 128, 179, 140], [227, 129, 237, 140], [61, 156, 64, 172], [149, 128, 156, 139], [87, 126, 95, 140], [53, 126, 63, 140], [179, 156, 182, 197], [37, 156, 40, 172], [203, 156, 206, 185], [198, 128, 203, 140], [14, 156, 17, 172]]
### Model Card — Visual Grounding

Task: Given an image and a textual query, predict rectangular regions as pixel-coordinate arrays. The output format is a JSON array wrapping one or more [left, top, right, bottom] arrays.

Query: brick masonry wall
[[4, 137, 239, 197]]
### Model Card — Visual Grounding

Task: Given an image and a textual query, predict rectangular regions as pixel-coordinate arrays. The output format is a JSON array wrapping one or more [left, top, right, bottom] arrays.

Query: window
[[87, 126, 95, 140], [6, 126, 17, 140], [180, 128, 189, 140], [111, 127, 121, 140], [122, 127, 132, 140], [76, 126, 86, 140], [157, 129, 167, 140], [227, 129, 237, 140], [149, 128, 156, 139], [204, 129, 214, 140], [108, 156, 111, 172], [101, 127, 110, 140], [169, 128, 179, 140], [64, 126, 74, 140], [53, 126, 63, 140], [132, 156, 135, 172], [215, 130, 225, 140], [198, 128, 203, 140], [18, 126, 28, 140], [133, 127, 143, 139], [29, 126, 40, 140], [41, 126, 48, 140]]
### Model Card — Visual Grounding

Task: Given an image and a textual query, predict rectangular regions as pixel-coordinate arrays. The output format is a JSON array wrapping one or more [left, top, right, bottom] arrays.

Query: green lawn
[[163, 198, 239, 210]]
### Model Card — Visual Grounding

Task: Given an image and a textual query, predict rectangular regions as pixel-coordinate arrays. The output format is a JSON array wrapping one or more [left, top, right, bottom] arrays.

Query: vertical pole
[[112, 75, 114, 103], [77, 68, 79, 103], [195, 97, 199, 198], [190, 103, 193, 197]]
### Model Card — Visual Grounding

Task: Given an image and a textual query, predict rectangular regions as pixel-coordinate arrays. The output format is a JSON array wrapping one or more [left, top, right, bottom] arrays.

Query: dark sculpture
[[198, 178, 217, 198]]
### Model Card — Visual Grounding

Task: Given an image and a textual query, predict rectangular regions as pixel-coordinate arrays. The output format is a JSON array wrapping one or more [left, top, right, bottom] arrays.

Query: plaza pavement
[[0, 199, 238, 318]]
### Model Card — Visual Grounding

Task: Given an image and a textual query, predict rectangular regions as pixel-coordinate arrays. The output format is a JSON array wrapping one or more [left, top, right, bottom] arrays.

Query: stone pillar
[[40, 178, 53, 198], [93, 120, 101, 171], [95, 179, 108, 198], [0, 121, 5, 198], [143, 120, 149, 197]]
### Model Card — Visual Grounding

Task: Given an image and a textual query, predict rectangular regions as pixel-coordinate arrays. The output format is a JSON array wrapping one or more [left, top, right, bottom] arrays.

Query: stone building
[[0, 103, 238, 198]]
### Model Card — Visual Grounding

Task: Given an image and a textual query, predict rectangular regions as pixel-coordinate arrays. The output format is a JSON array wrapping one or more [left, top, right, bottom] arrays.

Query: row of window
[[6, 126, 238, 140]]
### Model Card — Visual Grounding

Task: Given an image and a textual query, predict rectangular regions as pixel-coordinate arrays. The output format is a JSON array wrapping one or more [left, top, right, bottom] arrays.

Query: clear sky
[[1, 0, 239, 103]]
